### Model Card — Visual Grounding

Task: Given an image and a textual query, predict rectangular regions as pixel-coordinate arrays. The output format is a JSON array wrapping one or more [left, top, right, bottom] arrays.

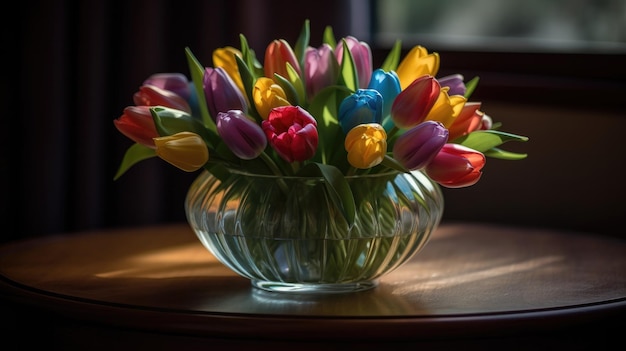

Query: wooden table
[[1, 223, 624, 350]]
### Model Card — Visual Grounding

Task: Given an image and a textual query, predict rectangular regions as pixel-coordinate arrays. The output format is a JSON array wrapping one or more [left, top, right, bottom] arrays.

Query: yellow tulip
[[425, 88, 467, 128], [396, 45, 440, 90], [213, 46, 246, 97], [154, 132, 209, 172], [253, 77, 291, 120], [344, 123, 387, 169]]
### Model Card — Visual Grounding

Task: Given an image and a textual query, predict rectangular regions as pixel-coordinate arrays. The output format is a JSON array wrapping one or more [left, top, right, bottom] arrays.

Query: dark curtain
[[3, 1, 626, 244], [2, 0, 354, 243]]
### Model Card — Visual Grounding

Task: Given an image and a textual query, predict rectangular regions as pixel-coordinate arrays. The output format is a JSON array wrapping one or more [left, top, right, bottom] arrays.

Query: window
[[371, 0, 626, 53]]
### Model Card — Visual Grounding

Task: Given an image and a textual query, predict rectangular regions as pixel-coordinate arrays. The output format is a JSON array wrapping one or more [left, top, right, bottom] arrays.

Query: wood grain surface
[[1, 222, 625, 349]]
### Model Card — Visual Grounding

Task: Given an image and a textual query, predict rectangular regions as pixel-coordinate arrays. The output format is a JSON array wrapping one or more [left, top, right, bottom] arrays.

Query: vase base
[[251, 280, 379, 294]]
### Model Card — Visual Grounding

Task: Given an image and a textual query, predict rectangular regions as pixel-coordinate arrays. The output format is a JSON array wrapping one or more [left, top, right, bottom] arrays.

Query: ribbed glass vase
[[185, 168, 444, 294]]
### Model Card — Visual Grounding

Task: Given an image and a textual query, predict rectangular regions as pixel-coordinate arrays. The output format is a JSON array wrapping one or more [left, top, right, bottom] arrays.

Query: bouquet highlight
[[114, 20, 528, 224]]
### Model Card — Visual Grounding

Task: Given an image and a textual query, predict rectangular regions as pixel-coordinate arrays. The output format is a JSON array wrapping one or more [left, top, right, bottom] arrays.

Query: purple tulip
[[437, 74, 466, 96], [216, 110, 267, 160], [143, 73, 191, 100], [392, 121, 448, 170], [203, 67, 248, 120]]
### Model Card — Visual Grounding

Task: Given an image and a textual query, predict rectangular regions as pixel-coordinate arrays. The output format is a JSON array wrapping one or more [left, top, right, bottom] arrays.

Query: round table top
[[1, 222, 625, 341]]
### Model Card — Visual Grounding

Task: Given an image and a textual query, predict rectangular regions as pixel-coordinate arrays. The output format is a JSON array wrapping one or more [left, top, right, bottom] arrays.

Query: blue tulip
[[338, 89, 383, 133], [367, 69, 401, 119]]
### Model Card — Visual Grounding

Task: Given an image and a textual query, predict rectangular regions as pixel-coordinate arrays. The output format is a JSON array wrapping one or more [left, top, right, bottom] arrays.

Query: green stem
[[259, 151, 290, 194], [346, 166, 358, 177], [259, 151, 284, 176], [387, 126, 400, 140]]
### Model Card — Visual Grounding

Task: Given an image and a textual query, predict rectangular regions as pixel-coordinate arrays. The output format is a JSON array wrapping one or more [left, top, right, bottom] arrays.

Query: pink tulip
[[335, 36, 372, 89], [142, 73, 191, 101], [304, 44, 339, 99], [133, 85, 191, 114]]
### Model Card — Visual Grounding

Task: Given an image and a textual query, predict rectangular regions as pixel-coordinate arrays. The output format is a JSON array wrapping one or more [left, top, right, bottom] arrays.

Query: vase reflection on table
[[113, 20, 528, 294], [185, 168, 444, 293]]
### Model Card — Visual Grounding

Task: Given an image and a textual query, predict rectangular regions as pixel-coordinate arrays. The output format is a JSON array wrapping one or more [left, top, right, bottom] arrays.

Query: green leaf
[[113, 143, 157, 180], [455, 130, 529, 153], [381, 155, 409, 173], [464, 76, 479, 99], [484, 147, 528, 160], [380, 40, 402, 72], [297, 163, 356, 225], [150, 106, 218, 148], [322, 25, 336, 48], [235, 54, 261, 121], [185, 47, 212, 128], [308, 85, 352, 164], [338, 39, 358, 91], [294, 19, 310, 70], [286, 62, 306, 104], [239, 34, 263, 78], [273, 73, 300, 106]]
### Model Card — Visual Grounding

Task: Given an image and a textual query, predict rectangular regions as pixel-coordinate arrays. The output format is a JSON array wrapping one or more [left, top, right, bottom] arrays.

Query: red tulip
[[113, 106, 159, 148], [261, 106, 318, 163], [425, 143, 485, 188], [390, 75, 440, 129]]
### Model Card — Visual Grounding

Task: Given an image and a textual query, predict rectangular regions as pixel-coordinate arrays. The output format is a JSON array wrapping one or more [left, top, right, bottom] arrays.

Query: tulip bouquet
[[114, 20, 527, 225]]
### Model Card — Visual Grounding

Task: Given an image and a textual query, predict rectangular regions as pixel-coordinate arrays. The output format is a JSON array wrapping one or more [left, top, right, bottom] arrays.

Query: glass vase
[[185, 168, 444, 294]]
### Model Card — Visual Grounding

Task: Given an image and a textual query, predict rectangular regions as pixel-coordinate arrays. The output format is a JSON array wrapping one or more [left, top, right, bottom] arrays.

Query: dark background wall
[[2, 0, 625, 243]]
